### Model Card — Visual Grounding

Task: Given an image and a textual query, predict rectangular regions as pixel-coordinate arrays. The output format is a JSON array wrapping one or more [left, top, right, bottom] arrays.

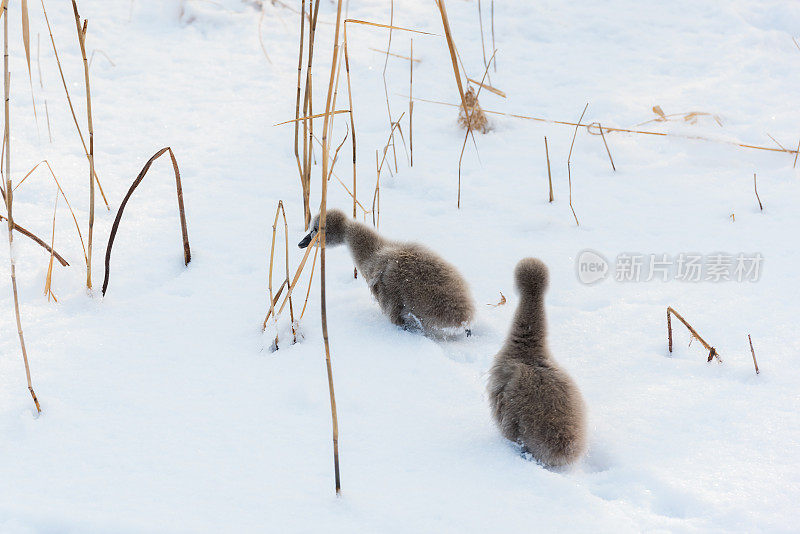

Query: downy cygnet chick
[[487, 258, 587, 467], [298, 210, 475, 335]]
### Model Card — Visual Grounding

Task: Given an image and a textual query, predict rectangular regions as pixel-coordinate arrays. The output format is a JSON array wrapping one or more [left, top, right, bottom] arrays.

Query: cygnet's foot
[[465, 328, 472, 337]]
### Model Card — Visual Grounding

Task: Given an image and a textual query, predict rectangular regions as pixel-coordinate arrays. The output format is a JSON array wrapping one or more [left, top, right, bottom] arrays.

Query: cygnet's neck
[[343, 220, 385, 279], [505, 291, 550, 364]]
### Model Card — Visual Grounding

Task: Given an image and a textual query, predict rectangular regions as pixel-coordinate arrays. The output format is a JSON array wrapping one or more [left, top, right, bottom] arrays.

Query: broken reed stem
[[598, 123, 616, 171], [748, 334, 759, 374], [435, 0, 468, 115], [319, 0, 344, 495], [753, 173, 763, 210], [40, 0, 109, 209], [409, 38, 413, 168], [3, 4, 41, 414], [794, 139, 799, 168], [544, 136, 553, 202], [0, 214, 69, 266], [72, 0, 93, 289], [667, 306, 721, 363], [102, 147, 190, 296], [566, 103, 589, 226]]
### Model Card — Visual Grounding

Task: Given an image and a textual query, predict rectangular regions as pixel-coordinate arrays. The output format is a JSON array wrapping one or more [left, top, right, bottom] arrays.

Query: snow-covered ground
[[2, 0, 799, 532]]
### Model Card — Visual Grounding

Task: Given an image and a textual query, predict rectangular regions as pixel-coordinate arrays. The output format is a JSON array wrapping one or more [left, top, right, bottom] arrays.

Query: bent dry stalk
[[102, 147, 190, 296]]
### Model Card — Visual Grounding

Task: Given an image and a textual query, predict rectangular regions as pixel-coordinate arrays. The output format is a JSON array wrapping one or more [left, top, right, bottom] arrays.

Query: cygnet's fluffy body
[[487, 258, 587, 467], [299, 210, 475, 333]]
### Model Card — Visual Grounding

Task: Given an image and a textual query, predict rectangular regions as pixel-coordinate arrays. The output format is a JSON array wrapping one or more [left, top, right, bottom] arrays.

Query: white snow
[[1, 0, 799, 532]]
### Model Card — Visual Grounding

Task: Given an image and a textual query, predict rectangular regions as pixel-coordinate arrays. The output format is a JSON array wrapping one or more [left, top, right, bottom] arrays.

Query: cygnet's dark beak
[[298, 231, 315, 249]]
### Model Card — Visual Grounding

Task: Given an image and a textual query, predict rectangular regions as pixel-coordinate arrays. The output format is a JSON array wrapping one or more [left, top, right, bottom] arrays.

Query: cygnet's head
[[298, 209, 348, 248], [514, 257, 549, 296]]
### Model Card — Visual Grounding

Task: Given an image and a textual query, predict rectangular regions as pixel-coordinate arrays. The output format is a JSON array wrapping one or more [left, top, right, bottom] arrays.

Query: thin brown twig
[[667, 306, 721, 363], [598, 122, 616, 171], [544, 136, 553, 202], [566, 103, 589, 226], [748, 334, 759, 374], [754, 173, 763, 210]]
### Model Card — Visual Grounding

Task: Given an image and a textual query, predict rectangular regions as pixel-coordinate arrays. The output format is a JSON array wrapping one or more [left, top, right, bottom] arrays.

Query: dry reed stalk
[[299, 239, 319, 320], [382, 0, 398, 173], [369, 47, 420, 62], [457, 51, 495, 208], [408, 96, 800, 158], [344, 19, 435, 35], [44, 99, 51, 142], [275, 109, 351, 126], [748, 334, 759, 374], [0, 213, 69, 266], [300, 0, 321, 229], [40, 0, 109, 209], [490, 0, 495, 71], [409, 38, 413, 167], [21, 0, 39, 139], [435, 0, 468, 116], [477, 0, 489, 83], [88, 49, 115, 70], [15, 159, 87, 262], [72, 0, 94, 289], [265, 231, 319, 324], [293, 0, 305, 182], [3, 2, 41, 413], [794, 139, 799, 168], [319, 0, 344, 495], [766, 133, 785, 151], [667, 306, 721, 363], [544, 136, 553, 202], [342, 25, 357, 278], [36, 31, 41, 87], [266, 201, 296, 347], [102, 147, 190, 296], [753, 173, 762, 210], [466, 77, 504, 98], [598, 123, 616, 171], [37, 32, 53, 143], [566, 103, 588, 226], [372, 149, 380, 227], [44, 191, 58, 301]]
